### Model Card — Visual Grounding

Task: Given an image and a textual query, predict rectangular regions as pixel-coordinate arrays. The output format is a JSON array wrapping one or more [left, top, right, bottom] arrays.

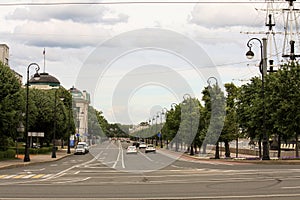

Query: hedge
[[13, 147, 52, 155], [0, 149, 15, 160]]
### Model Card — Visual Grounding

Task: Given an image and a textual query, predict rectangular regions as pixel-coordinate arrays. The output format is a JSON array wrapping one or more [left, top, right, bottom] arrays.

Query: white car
[[139, 142, 147, 149], [126, 146, 138, 154], [75, 144, 86, 155], [145, 144, 156, 153], [78, 142, 89, 153]]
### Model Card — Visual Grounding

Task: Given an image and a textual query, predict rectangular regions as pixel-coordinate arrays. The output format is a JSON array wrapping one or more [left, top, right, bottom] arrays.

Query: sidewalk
[[0, 148, 73, 170], [159, 148, 300, 164]]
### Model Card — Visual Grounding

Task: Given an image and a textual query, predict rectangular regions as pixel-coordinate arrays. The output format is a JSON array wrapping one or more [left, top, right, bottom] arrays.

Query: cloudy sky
[[0, 0, 294, 124]]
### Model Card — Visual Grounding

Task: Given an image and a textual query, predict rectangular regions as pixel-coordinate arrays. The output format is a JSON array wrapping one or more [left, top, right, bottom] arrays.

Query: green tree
[[266, 63, 300, 157], [221, 83, 238, 158], [202, 83, 226, 159], [0, 62, 23, 150], [237, 77, 263, 158]]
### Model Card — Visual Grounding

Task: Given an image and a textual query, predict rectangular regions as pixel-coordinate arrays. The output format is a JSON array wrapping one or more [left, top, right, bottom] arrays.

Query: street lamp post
[[160, 108, 168, 148], [154, 113, 159, 147], [52, 89, 59, 158], [24, 63, 40, 162], [246, 37, 270, 160], [67, 100, 72, 154], [170, 103, 178, 151], [207, 77, 220, 158], [183, 93, 194, 156]]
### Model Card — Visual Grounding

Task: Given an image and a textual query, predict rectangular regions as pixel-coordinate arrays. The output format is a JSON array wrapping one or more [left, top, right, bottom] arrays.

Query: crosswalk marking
[[0, 175, 6, 179], [22, 174, 36, 179], [0, 174, 52, 179], [32, 174, 45, 179], [13, 174, 26, 179], [3, 175, 17, 179]]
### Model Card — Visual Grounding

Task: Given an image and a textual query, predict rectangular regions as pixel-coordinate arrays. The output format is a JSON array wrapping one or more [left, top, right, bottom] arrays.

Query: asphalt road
[[1, 140, 300, 199]]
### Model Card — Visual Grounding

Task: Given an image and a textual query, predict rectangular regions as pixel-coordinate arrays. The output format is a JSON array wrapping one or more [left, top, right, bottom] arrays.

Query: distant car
[[145, 144, 156, 153], [75, 144, 86, 155], [78, 142, 89, 153], [126, 146, 138, 154], [139, 142, 147, 149]]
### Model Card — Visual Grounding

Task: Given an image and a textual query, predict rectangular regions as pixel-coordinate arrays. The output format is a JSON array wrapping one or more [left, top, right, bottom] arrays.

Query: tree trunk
[[194, 143, 198, 154], [236, 137, 238, 158], [215, 142, 220, 159], [258, 137, 262, 159], [296, 132, 299, 158], [190, 143, 194, 155], [224, 141, 231, 158], [202, 143, 207, 154], [277, 134, 281, 158]]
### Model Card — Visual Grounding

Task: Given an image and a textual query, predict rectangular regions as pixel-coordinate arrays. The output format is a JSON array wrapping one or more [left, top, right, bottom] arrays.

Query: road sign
[[28, 132, 44, 137]]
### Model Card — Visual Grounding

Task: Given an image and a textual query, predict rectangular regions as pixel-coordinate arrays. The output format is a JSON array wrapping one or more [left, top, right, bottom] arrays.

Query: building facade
[[0, 44, 9, 66], [69, 87, 90, 144]]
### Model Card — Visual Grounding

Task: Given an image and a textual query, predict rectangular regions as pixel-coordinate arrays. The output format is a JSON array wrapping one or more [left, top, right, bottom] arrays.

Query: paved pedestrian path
[[0, 148, 73, 170]]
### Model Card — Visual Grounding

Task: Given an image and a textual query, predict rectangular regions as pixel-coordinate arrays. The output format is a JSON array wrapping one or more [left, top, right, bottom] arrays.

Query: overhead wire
[[0, 0, 292, 7]]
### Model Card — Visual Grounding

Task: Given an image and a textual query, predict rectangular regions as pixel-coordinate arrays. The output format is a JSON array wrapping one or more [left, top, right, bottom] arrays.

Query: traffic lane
[[90, 141, 174, 171], [121, 150, 175, 172], [1, 176, 300, 199], [47, 160, 300, 186]]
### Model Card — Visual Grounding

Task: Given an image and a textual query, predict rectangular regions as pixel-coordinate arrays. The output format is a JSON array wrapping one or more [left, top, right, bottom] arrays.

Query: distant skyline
[[1, 0, 297, 124]]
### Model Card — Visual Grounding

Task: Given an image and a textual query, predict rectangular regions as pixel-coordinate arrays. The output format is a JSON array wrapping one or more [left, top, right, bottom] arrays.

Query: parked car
[[78, 142, 89, 153], [145, 144, 156, 153], [126, 146, 138, 154], [75, 144, 86, 155]]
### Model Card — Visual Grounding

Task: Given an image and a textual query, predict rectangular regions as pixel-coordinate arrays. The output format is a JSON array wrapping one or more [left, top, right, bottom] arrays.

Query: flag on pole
[[43, 48, 46, 73]]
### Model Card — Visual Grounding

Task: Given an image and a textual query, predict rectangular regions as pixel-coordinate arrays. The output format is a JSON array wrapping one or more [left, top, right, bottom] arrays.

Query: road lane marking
[[139, 152, 154, 162], [282, 186, 300, 189], [112, 141, 125, 169]]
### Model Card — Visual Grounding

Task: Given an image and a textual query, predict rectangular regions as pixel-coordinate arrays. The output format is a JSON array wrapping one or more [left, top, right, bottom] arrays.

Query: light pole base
[[262, 156, 270, 160], [51, 147, 56, 158], [23, 155, 30, 162]]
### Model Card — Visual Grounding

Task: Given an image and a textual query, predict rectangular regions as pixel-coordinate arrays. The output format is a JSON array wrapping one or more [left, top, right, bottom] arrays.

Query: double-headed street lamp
[[246, 37, 270, 160], [24, 63, 40, 162], [183, 93, 194, 156]]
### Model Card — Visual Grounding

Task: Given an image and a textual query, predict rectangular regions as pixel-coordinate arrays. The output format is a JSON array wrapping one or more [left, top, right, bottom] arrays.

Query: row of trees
[[0, 62, 109, 151], [133, 63, 300, 159]]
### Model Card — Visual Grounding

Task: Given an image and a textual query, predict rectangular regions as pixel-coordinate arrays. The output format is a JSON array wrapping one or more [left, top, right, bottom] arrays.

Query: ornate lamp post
[[24, 63, 40, 162], [183, 93, 194, 155], [246, 37, 270, 160]]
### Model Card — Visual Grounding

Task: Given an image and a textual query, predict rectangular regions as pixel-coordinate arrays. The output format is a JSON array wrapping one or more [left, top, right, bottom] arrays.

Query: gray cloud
[[6, 5, 128, 25], [189, 4, 263, 28], [8, 20, 111, 49]]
